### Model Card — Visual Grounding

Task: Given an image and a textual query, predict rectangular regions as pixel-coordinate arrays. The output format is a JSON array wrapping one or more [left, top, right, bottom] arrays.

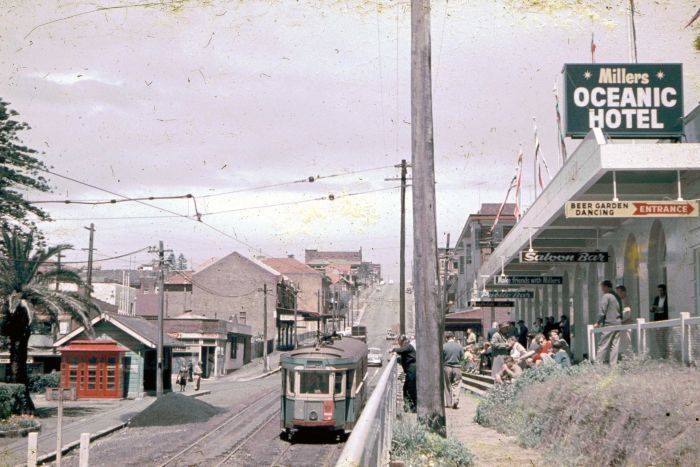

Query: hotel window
[[239, 312, 246, 324], [59, 321, 70, 335]]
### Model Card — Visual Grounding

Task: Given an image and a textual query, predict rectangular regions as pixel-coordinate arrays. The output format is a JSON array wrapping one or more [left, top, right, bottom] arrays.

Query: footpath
[[446, 394, 541, 467]]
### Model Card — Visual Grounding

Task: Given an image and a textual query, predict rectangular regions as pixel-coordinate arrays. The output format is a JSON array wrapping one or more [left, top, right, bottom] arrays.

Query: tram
[[280, 336, 368, 438]]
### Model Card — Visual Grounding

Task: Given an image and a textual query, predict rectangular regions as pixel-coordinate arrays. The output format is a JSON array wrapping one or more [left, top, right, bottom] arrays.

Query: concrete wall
[[165, 289, 192, 316], [191, 252, 279, 340]]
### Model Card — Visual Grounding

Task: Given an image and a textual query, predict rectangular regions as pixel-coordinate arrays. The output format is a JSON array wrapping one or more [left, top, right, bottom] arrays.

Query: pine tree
[[0, 100, 50, 229], [177, 253, 188, 270]]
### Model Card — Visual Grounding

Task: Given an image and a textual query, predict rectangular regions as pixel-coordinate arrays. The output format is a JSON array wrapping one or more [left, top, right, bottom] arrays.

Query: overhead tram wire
[[46, 185, 404, 221], [30, 164, 396, 207], [37, 168, 265, 254], [8, 246, 150, 265]]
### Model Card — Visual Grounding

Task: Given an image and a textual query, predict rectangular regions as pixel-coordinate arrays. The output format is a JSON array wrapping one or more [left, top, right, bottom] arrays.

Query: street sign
[[520, 251, 608, 263], [563, 63, 683, 139], [565, 200, 698, 218], [495, 275, 563, 285], [468, 300, 515, 308], [485, 290, 534, 299]]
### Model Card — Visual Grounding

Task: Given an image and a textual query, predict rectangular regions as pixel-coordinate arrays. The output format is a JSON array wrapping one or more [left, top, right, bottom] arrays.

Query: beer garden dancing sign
[[565, 200, 698, 218], [520, 251, 608, 263], [563, 63, 683, 138]]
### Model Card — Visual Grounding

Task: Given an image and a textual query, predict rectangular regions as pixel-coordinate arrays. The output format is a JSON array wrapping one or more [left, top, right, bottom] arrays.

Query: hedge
[[0, 384, 31, 419], [28, 372, 60, 393]]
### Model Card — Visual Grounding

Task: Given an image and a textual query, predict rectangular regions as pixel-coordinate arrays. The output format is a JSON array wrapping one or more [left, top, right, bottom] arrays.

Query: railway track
[[155, 387, 344, 467], [156, 388, 280, 467]]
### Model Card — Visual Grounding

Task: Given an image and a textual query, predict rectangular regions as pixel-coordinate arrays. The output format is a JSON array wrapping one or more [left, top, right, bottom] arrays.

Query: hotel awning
[[479, 129, 700, 282]]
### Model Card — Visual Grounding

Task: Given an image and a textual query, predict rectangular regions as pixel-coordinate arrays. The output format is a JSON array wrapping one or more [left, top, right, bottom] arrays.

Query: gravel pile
[[129, 393, 221, 427]]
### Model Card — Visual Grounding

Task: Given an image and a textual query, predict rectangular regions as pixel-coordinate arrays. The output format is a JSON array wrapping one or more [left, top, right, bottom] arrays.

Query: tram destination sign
[[565, 200, 698, 218], [520, 251, 608, 263], [468, 300, 515, 308], [486, 290, 534, 299], [563, 63, 683, 139], [495, 275, 563, 285]]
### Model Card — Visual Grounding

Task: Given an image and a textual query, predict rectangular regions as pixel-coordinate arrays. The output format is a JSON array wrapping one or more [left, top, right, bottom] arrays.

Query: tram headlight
[[309, 410, 318, 421]]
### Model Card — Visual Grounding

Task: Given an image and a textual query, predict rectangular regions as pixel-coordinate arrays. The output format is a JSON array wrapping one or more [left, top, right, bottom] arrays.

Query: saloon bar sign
[[486, 290, 534, 299], [468, 300, 515, 308], [565, 200, 698, 218], [520, 251, 608, 263], [563, 63, 683, 138], [495, 275, 563, 285]]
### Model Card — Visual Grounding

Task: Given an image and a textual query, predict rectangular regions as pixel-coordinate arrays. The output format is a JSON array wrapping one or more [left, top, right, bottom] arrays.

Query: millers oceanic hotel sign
[[563, 64, 683, 138]]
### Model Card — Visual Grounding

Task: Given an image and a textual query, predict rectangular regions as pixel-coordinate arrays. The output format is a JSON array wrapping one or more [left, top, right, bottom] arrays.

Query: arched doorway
[[624, 234, 641, 319], [648, 221, 667, 315]]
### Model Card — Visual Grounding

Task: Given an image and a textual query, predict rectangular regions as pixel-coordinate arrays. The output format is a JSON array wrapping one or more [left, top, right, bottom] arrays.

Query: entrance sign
[[566, 200, 698, 218], [468, 300, 515, 308], [520, 251, 608, 263], [563, 63, 683, 138], [486, 290, 534, 299], [495, 275, 563, 285]]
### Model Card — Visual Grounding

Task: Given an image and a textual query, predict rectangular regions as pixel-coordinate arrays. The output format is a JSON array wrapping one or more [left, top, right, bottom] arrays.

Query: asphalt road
[[57, 284, 405, 466]]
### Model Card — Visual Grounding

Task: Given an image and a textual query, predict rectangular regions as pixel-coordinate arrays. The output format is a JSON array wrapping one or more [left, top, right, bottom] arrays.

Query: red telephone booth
[[60, 339, 127, 398]]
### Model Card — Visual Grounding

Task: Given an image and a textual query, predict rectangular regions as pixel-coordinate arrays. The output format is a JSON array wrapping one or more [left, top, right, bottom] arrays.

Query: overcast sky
[[2, 0, 698, 279]]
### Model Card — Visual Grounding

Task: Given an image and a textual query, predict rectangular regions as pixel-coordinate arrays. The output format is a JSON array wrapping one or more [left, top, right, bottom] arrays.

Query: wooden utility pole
[[411, 0, 445, 435], [263, 283, 269, 371], [83, 224, 95, 301], [293, 288, 299, 349], [156, 240, 165, 397], [386, 159, 410, 335]]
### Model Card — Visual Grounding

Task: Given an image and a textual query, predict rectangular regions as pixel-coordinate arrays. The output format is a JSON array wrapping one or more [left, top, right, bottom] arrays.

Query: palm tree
[[0, 228, 96, 411]]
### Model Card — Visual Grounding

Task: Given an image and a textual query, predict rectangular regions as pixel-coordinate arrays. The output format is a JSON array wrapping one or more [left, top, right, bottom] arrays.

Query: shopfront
[[60, 339, 127, 398]]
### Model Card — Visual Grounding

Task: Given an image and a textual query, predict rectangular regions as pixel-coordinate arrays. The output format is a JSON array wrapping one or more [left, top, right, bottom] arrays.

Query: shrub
[[28, 372, 60, 393], [0, 414, 39, 431], [392, 419, 474, 466], [0, 384, 30, 420], [476, 358, 700, 466]]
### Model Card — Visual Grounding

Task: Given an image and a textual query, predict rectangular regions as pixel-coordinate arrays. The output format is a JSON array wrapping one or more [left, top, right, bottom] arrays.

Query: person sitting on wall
[[495, 356, 522, 383], [552, 340, 572, 367]]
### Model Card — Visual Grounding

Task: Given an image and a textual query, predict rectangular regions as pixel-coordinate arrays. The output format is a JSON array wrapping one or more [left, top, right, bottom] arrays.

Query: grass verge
[[392, 418, 474, 466]]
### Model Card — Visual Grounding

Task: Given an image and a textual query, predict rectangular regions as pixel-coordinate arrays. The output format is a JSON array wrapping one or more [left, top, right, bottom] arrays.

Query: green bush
[[475, 358, 700, 465], [392, 419, 474, 466], [28, 372, 60, 393], [0, 384, 30, 420]]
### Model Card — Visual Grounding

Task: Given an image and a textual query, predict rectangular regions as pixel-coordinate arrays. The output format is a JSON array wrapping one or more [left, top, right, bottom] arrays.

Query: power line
[[2, 246, 149, 265], [45, 185, 404, 220]]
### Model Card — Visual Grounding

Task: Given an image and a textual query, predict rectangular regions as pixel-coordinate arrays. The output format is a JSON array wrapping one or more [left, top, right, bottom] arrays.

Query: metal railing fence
[[588, 312, 699, 365], [336, 355, 398, 467]]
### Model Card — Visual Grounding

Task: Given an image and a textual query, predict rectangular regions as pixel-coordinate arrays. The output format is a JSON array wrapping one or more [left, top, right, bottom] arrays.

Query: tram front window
[[299, 372, 330, 394]]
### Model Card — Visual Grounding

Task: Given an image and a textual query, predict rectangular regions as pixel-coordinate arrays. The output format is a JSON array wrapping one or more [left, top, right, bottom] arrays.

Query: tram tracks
[[156, 388, 279, 467]]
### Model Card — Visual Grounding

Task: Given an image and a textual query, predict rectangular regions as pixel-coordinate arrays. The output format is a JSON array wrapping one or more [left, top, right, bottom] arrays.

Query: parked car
[[368, 348, 383, 366]]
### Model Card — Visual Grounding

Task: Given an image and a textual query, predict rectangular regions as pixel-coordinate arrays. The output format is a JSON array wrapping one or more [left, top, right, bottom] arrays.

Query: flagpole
[[533, 118, 538, 202], [627, 0, 638, 62]]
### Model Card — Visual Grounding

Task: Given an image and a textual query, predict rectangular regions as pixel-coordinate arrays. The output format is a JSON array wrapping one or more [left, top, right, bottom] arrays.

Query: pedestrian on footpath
[[177, 366, 188, 391], [193, 362, 203, 391], [595, 280, 622, 365], [392, 335, 417, 413], [442, 331, 464, 409]]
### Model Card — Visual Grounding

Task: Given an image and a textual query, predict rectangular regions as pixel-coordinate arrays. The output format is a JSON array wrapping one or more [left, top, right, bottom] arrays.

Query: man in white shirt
[[594, 280, 622, 365]]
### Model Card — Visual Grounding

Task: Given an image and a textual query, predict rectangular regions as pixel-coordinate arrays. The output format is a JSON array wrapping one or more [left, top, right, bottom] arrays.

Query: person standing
[[615, 285, 634, 357], [442, 332, 464, 409], [559, 315, 571, 345], [466, 328, 477, 350], [392, 335, 417, 413], [650, 284, 669, 357], [595, 280, 622, 365], [487, 321, 499, 341], [193, 361, 203, 391], [650, 284, 668, 321], [516, 320, 529, 347], [490, 324, 509, 378], [177, 366, 188, 392]]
